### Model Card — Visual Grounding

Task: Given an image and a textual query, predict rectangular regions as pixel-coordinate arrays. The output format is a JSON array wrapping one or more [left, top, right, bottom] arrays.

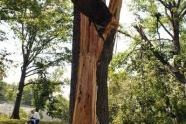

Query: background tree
[[0, 81, 17, 103], [107, 0, 186, 122], [1, 0, 72, 119], [108, 49, 186, 123], [129, 0, 186, 84]]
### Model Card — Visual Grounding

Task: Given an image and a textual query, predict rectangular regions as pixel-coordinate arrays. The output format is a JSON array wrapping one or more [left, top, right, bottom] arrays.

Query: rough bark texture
[[69, 5, 80, 124], [72, 14, 103, 124], [96, 1, 122, 123], [71, 0, 112, 27], [172, 16, 180, 54], [11, 67, 27, 119], [96, 30, 116, 124], [72, 0, 122, 123]]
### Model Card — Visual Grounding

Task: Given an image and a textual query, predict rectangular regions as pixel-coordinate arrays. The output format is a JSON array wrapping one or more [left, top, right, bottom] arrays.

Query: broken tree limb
[[135, 25, 186, 84]]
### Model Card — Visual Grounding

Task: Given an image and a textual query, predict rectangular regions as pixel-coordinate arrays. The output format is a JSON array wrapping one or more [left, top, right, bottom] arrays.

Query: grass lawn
[[0, 120, 64, 124]]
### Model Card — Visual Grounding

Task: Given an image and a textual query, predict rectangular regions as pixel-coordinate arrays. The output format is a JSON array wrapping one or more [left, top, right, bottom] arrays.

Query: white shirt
[[33, 112, 40, 120]]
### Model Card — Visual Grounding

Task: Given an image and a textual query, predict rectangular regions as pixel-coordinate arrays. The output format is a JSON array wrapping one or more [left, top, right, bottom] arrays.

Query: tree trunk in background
[[69, 5, 80, 124], [11, 66, 27, 119], [96, 30, 116, 124]]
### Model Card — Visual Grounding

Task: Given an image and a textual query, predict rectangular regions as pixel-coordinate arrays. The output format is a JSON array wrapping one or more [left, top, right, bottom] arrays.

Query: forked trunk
[[72, 0, 122, 123]]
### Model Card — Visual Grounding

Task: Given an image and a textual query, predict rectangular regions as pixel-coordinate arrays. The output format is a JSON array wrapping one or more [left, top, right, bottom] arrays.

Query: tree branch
[[159, 20, 174, 38], [180, 9, 186, 18], [21, 23, 26, 60], [157, 0, 169, 8], [149, 38, 172, 42], [178, 2, 186, 18], [24, 81, 64, 87], [26, 67, 41, 75], [25, 72, 38, 78], [28, 37, 55, 62], [134, 25, 186, 84], [165, 7, 172, 22], [177, 0, 182, 7]]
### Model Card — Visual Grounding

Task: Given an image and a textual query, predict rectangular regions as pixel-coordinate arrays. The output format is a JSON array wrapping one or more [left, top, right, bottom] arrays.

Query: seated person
[[27, 110, 35, 124], [33, 108, 40, 124]]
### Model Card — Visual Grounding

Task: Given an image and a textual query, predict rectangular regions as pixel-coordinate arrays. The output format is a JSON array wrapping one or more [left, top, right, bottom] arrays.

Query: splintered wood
[[72, 15, 103, 124], [72, 0, 122, 124]]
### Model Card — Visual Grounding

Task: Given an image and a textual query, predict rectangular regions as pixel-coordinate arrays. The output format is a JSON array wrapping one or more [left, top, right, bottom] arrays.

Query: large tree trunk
[[11, 66, 27, 119], [72, 14, 103, 124], [69, 5, 80, 124], [96, 29, 116, 124], [71, 0, 122, 123]]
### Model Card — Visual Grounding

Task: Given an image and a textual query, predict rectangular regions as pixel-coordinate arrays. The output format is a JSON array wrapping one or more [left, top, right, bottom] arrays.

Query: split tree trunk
[[72, 14, 103, 124], [72, 0, 122, 123]]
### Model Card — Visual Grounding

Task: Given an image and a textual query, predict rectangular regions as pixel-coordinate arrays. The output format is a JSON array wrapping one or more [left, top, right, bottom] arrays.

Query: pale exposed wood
[[72, 0, 122, 124], [102, 0, 122, 40]]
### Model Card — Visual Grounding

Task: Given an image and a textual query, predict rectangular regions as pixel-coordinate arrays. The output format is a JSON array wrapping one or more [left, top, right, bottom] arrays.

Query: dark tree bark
[[172, 15, 180, 54], [96, 30, 116, 124], [71, 0, 112, 27], [11, 66, 27, 119], [96, 0, 122, 123], [96, 0, 114, 123], [69, 5, 80, 124]]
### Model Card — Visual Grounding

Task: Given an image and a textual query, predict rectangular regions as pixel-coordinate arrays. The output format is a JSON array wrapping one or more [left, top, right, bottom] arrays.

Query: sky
[[1, 0, 135, 99]]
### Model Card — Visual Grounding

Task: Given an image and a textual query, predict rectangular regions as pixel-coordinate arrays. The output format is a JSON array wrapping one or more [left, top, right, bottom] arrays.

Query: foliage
[[1, 0, 73, 118], [0, 81, 6, 101], [21, 86, 33, 106], [0, 109, 27, 120], [107, 1, 186, 123], [8, 0, 73, 75], [30, 77, 59, 111], [109, 48, 186, 123], [128, 0, 186, 84], [46, 95, 69, 122], [19, 108, 28, 120], [0, 82, 17, 102], [0, 50, 11, 80]]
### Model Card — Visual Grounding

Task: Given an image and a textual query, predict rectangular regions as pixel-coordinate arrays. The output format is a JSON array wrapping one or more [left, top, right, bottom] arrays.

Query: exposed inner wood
[[72, 0, 122, 123]]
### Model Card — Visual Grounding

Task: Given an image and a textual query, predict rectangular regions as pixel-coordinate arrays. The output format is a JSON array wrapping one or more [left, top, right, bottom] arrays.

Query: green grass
[[0, 120, 64, 124]]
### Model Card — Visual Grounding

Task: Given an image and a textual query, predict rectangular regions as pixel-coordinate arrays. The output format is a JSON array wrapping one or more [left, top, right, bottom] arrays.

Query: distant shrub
[[0, 113, 9, 120], [20, 108, 28, 120]]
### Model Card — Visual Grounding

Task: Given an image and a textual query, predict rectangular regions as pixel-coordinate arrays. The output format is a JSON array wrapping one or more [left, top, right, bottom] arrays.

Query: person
[[33, 108, 40, 124], [27, 110, 35, 124]]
